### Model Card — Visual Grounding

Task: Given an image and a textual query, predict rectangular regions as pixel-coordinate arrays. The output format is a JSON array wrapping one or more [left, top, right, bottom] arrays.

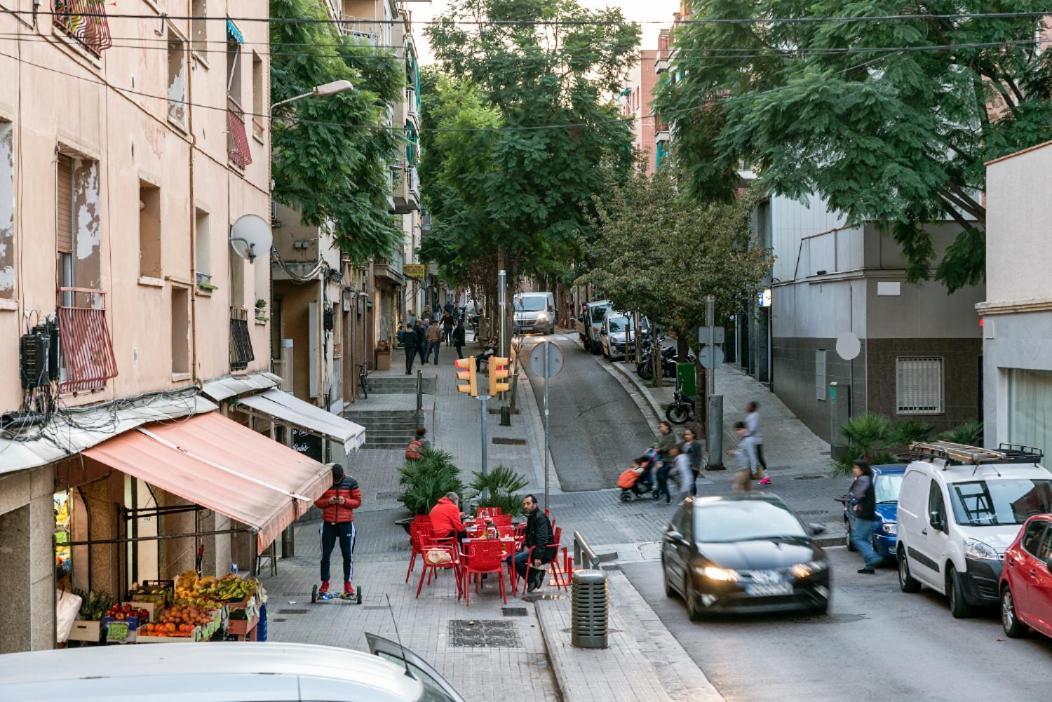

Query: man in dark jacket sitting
[[313, 464, 362, 597], [509, 495, 555, 592]]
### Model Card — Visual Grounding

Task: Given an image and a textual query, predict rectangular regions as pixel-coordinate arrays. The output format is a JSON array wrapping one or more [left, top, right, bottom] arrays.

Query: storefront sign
[[404, 263, 426, 279]]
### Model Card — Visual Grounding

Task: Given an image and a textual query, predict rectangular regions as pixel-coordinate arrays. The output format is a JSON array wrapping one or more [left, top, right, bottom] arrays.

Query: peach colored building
[[0, 0, 277, 651], [621, 50, 659, 174]]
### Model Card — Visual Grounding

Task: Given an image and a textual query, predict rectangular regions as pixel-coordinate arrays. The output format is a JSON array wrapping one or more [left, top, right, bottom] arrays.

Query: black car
[[661, 494, 832, 619]]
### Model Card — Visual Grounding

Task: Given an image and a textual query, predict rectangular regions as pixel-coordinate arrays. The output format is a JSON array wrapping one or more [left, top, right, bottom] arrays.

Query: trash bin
[[571, 569, 608, 649], [676, 362, 696, 398]]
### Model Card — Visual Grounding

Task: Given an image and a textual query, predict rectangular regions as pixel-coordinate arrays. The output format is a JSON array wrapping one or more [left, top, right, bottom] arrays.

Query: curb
[[606, 359, 665, 424]]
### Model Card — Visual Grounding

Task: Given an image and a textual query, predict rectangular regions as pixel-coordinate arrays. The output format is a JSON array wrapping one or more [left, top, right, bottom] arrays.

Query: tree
[[580, 169, 772, 354], [270, 0, 403, 262], [656, 2, 1052, 291], [424, 0, 640, 283]]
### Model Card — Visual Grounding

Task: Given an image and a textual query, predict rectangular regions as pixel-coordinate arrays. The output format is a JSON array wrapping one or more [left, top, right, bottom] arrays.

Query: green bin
[[676, 362, 696, 398]]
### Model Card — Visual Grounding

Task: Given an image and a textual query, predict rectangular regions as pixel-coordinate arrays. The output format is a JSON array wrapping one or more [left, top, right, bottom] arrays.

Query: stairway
[[367, 375, 437, 395], [344, 409, 420, 449]]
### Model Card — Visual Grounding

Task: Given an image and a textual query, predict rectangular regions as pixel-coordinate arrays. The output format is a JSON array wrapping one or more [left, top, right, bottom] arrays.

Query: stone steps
[[344, 409, 420, 449], [367, 376, 437, 395]]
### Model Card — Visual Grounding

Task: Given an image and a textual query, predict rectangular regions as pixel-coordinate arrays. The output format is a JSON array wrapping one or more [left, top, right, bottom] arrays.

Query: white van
[[0, 637, 466, 702], [513, 292, 556, 335], [895, 442, 1051, 618]]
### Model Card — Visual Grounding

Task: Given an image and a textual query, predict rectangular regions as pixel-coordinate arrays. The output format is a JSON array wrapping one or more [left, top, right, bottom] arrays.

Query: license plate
[[745, 583, 793, 597]]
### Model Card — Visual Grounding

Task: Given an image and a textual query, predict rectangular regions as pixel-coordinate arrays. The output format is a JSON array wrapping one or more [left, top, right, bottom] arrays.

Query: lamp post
[[271, 80, 354, 111]]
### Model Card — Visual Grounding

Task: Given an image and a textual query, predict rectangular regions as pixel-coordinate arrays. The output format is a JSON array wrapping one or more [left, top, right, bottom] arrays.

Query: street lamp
[[272, 80, 354, 111]]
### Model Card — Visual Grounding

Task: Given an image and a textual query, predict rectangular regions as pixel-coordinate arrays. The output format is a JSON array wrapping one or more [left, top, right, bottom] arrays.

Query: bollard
[[571, 570, 608, 649]]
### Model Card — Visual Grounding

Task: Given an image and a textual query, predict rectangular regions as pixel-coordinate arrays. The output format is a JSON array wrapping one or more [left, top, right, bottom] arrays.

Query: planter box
[[375, 348, 391, 370], [68, 620, 102, 643]]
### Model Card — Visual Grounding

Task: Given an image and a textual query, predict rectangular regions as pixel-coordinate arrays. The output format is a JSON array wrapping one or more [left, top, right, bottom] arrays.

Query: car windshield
[[693, 500, 808, 543], [590, 306, 609, 322], [515, 296, 546, 311], [948, 478, 1052, 527], [875, 473, 904, 503], [608, 317, 629, 332]]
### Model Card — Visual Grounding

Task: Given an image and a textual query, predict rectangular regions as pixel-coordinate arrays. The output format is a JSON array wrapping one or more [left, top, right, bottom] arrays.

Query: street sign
[[403, 263, 426, 279], [698, 345, 725, 370], [529, 341, 563, 379], [697, 326, 725, 345]]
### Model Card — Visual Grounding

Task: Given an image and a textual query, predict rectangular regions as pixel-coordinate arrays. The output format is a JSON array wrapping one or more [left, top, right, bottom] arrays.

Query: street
[[625, 547, 1052, 701], [519, 333, 656, 491]]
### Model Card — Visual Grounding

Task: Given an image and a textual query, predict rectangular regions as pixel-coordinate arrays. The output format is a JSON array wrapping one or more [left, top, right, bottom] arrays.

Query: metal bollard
[[571, 570, 608, 649]]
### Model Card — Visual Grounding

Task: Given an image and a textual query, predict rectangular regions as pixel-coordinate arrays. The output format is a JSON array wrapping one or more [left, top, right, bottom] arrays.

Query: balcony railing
[[229, 310, 255, 371], [53, 0, 112, 56], [57, 287, 118, 393], [227, 98, 253, 169], [340, 16, 380, 45]]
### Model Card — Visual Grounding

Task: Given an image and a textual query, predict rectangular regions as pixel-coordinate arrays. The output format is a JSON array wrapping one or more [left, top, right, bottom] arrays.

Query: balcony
[[53, 0, 112, 56], [57, 288, 118, 393], [340, 16, 380, 45], [390, 164, 419, 214], [374, 253, 404, 285], [227, 98, 253, 169], [229, 310, 255, 371]]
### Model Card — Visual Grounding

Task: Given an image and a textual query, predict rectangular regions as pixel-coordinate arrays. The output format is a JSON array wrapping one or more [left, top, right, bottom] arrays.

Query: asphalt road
[[623, 547, 1052, 701], [520, 332, 655, 492]]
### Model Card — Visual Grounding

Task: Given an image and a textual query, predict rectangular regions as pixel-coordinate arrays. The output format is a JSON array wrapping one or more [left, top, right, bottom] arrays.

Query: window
[[1008, 369, 1052, 466], [251, 51, 264, 116], [138, 180, 161, 279], [815, 349, 827, 401], [927, 480, 946, 532], [948, 479, 1052, 527], [171, 286, 190, 374], [1022, 521, 1048, 557], [896, 357, 944, 415], [167, 33, 187, 126], [194, 208, 210, 285], [226, 34, 242, 104], [56, 153, 75, 301], [229, 244, 244, 309], [191, 0, 207, 55], [0, 122, 14, 299]]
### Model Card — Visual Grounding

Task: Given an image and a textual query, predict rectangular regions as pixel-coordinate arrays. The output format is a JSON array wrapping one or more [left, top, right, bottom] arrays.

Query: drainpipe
[[186, 0, 198, 385]]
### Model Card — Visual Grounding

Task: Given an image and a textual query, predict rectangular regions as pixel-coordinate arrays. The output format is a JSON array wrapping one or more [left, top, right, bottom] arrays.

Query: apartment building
[[620, 49, 659, 173]]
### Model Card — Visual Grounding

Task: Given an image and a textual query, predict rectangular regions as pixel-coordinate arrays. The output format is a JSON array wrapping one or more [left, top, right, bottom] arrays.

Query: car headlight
[[536, 312, 548, 322], [695, 565, 739, 582], [881, 522, 897, 535], [964, 537, 998, 561], [791, 560, 829, 579]]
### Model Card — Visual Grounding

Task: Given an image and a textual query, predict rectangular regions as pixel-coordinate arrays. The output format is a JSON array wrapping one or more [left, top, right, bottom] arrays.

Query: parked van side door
[[910, 478, 951, 591]]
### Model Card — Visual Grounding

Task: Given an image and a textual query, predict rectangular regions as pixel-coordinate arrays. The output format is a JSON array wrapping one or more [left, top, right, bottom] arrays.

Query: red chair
[[523, 526, 571, 592], [461, 540, 508, 606], [405, 517, 434, 583], [416, 541, 462, 599]]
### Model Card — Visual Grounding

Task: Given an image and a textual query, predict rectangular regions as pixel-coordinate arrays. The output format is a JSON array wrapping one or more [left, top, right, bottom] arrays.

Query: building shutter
[[896, 357, 944, 415], [56, 154, 74, 254]]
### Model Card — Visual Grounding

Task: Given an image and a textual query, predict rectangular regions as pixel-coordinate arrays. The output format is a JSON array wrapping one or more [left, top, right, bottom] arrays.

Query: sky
[[406, 0, 682, 64]]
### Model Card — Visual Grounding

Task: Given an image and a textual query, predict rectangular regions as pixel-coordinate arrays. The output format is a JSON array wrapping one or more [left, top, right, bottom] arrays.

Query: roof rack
[[908, 441, 1044, 466]]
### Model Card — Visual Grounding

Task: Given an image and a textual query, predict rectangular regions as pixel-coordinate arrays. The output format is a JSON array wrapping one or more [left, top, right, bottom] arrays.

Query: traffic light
[[489, 356, 510, 396], [454, 357, 477, 397]]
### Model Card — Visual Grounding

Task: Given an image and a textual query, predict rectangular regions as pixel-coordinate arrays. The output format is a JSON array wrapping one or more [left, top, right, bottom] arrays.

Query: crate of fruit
[[129, 580, 173, 607], [136, 622, 199, 643]]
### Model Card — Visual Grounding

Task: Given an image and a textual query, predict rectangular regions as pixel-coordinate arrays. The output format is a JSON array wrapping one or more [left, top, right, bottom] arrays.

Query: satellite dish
[[836, 332, 861, 361], [229, 214, 272, 263]]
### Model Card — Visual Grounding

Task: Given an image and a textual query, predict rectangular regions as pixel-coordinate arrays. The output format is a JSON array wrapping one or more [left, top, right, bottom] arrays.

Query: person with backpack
[[313, 464, 362, 598], [848, 461, 882, 574], [442, 311, 455, 346], [405, 427, 429, 461]]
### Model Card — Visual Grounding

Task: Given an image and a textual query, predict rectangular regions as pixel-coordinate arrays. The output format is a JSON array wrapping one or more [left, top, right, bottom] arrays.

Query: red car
[[999, 514, 1052, 638]]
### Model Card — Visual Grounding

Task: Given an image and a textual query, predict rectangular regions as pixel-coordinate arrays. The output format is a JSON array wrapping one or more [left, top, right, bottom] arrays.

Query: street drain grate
[[502, 607, 528, 617], [492, 437, 528, 445], [448, 620, 522, 648], [277, 609, 308, 615], [793, 474, 827, 480]]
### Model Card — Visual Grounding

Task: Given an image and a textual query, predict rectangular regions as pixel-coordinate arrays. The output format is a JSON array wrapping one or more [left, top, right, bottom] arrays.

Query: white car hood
[[956, 524, 1023, 553]]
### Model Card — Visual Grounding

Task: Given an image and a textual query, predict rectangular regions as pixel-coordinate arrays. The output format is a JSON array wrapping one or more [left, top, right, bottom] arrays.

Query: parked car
[[601, 313, 649, 360], [999, 514, 1052, 639], [575, 299, 611, 353], [513, 292, 555, 335], [896, 442, 1050, 618], [841, 464, 906, 559], [0, 637, 466, 702], [661, 494, 831, 619]]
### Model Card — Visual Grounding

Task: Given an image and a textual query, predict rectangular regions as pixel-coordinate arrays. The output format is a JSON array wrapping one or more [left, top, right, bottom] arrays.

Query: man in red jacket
[[313, 464, 362, 597], [429, 492, 465, 540]]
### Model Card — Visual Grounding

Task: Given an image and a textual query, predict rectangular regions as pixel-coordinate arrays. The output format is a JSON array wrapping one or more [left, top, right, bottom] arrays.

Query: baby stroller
[[618, 450, 657, 502]]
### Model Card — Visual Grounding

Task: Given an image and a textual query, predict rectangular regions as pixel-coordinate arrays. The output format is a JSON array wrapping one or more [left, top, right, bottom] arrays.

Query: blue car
[[842, 464, 906, 559]]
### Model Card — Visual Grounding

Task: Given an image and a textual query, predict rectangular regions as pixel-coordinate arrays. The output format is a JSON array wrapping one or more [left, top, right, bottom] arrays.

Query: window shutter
[[896, 357, 944, 414], [56, 154, 74, 254]]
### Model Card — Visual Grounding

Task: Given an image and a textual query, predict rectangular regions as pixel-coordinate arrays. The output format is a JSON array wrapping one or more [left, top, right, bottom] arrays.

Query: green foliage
[[398, 448, 464, 515], [939, 421, 984, 446], [270, 0, 402, 262], [469, 465, 529, 517], [579, 168, 772, 339], [890, 420, 935, 447], [657, 1, 1052, 291], [422, 0, 640, 285]]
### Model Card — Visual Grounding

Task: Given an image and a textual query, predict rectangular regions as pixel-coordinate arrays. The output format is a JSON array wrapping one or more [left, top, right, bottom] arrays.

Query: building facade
[[0, 0, 273, 651], [979, 141, 1052, 461], [620, 49, 659, 173]]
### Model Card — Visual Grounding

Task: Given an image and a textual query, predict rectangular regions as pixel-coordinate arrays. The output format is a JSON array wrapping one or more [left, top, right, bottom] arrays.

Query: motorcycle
[[637, 342, 694, 380], [666, 390, 695, 425]]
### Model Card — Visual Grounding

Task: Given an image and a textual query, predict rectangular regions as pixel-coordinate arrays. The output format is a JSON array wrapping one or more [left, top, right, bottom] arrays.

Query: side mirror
[[665, 529, 685, 544], [808, 523, 827, 536], [929, 512, 945, 532]]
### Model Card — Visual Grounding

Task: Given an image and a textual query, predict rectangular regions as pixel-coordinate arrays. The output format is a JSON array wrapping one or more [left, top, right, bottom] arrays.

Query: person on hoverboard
[[314, 463, 362, 598]]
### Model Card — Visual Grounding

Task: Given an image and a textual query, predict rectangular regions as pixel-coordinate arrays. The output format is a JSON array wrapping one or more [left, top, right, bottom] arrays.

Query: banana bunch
[[215, 575, 254, 601]]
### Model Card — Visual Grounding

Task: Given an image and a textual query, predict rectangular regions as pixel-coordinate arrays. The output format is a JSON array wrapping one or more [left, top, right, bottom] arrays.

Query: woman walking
[[453, 319, 466, 359], [681, 428, 703, 496], [653, 421, 677, 502]]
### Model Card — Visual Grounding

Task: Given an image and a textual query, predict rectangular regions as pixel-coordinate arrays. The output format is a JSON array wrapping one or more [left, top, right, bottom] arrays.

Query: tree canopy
[[270, 0, 403, 262], [656, 2, 1052, 291], [580, 169, 772, 340], [422, 0, 640, 283]]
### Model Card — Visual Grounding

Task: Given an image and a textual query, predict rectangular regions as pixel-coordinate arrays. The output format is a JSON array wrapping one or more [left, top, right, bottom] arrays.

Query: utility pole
[[705, 294, 724, 469]]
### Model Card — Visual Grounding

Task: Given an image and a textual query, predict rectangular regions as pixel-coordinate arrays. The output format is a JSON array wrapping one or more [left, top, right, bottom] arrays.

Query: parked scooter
[[637, 341, 691, 380], [666, 390, 695, 425]]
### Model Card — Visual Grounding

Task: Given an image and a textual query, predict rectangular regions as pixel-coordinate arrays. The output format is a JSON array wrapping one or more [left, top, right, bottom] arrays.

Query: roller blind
[[56, 154, 74, 254]]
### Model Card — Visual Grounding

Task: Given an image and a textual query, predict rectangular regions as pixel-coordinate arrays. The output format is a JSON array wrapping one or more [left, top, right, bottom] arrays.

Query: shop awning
[[201, 371, 282, 403], [0, 394, 216, 477], [235, 389, 366, 451], [83, 412, 330, 551]]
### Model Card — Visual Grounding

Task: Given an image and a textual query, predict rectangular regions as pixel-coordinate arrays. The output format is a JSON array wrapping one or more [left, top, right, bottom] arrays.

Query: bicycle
[[358, 363, 369, 399]]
